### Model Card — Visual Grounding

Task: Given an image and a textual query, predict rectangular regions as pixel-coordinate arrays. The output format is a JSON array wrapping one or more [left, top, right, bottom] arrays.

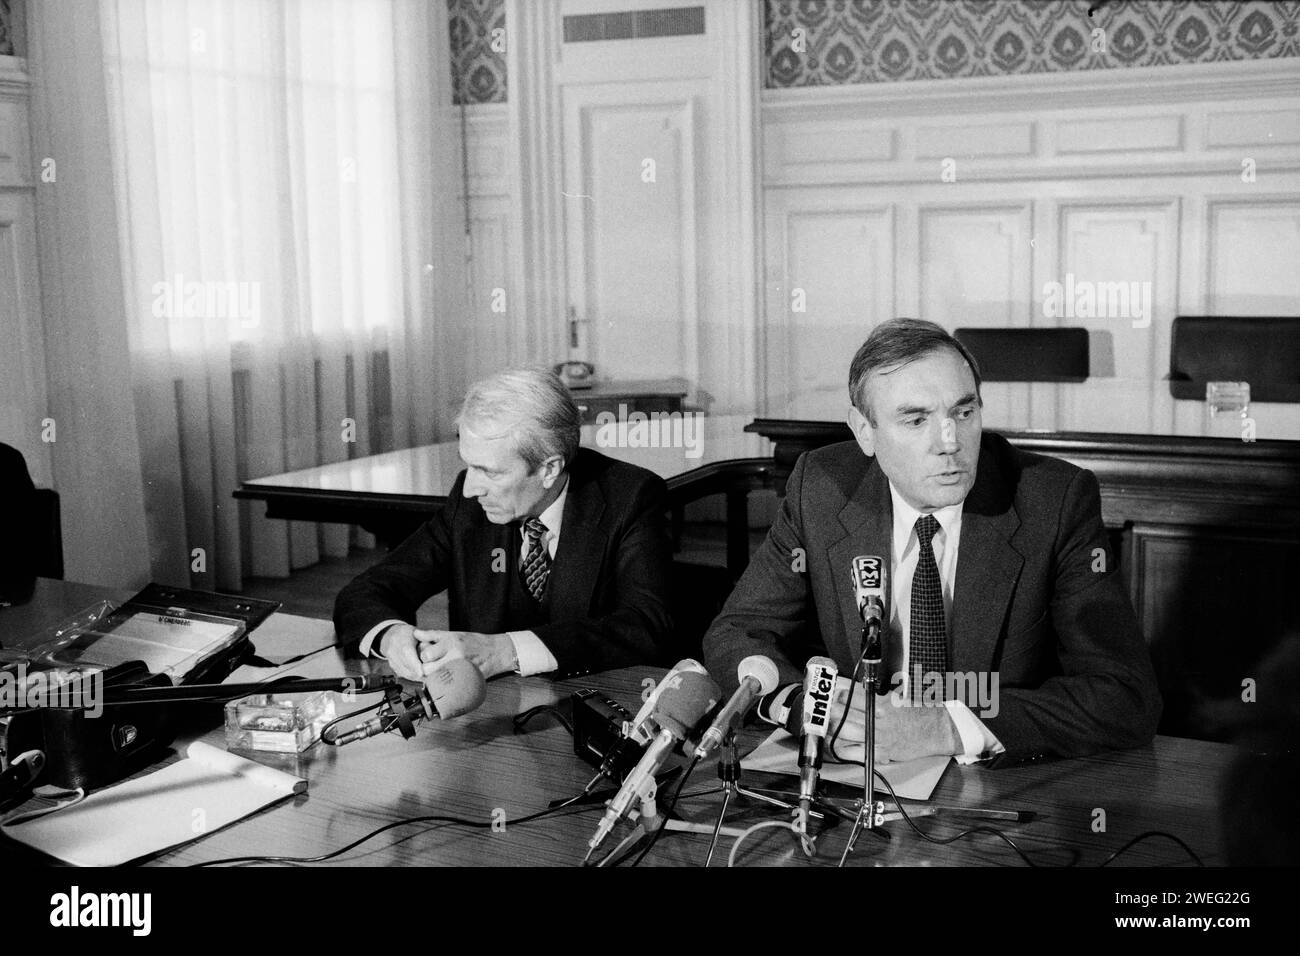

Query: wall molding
[[763, 58, 1300, 188], [761, 57, 1300, 119]]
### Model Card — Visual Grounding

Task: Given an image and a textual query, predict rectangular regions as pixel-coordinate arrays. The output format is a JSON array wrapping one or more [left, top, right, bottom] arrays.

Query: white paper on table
[[1, 741, 305, 866], [741, 729, 950, 801]]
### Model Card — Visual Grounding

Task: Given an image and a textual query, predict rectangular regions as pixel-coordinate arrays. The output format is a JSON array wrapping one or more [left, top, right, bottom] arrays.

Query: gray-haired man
[[335, 367, 674, 681]]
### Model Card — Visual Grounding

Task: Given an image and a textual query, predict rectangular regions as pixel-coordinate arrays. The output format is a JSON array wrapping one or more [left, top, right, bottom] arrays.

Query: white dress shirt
[[887, 482, 1004, 764], [359, 481, 568, 677]]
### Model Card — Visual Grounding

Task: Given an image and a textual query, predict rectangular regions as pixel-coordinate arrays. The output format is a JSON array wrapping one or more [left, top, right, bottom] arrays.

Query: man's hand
[[823, 684, 961, 764], [417, 630, 515, 680], [377, 624, 425, 682], [873, 692, 962, 763]]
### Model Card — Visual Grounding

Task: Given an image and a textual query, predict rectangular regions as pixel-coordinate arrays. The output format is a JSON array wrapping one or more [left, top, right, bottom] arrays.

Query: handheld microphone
[[330, 657, 486, 745], [851, 555, 887, 634], [695, 656, 780, 760], [587, 668, 721, 855], [796, 656, 839, 830]]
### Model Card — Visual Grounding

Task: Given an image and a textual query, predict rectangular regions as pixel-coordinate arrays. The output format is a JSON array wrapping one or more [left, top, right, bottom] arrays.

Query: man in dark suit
[[334, 367, 673, 682], [704, 319, 1161, 766]]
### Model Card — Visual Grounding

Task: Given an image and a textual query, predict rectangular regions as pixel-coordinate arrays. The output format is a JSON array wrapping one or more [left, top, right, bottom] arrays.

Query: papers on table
[[741, 728, 950, 801], [2, 742, 305, 866]]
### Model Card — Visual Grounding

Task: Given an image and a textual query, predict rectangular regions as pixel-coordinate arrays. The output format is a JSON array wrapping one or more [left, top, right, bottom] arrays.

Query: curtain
[[99, 0, 468, 591]]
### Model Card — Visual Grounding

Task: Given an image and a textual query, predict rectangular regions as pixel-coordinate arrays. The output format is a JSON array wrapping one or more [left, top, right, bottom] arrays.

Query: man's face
[[848, 347, 982, 512], [459, 420, 559, 524]]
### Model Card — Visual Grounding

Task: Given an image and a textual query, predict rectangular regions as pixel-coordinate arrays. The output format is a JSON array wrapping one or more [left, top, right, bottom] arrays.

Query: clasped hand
[[378, 624, 514, 682], [823, 682, 962, 764]]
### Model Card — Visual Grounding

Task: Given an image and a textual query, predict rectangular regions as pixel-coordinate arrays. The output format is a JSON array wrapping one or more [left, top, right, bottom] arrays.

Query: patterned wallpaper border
[[449, 0, 508, 105], [0, 0, 16, 58], [764, 0, 1300, 88], [7, 2, 1290, 98]]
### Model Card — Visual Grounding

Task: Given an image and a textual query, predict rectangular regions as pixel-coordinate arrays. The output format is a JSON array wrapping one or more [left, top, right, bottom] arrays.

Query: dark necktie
[[909, 514, 948, 702], [520, 517, 551, 602]]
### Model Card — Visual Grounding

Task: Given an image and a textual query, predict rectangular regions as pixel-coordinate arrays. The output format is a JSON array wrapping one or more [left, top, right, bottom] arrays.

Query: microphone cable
[[727, 819, 804, 868], [190, 770, 610, 867], [819, 671, 1203, 867], [826, 656, 865, 767], [318, 699, 390, 746], [1100, 831, 1203, 866]]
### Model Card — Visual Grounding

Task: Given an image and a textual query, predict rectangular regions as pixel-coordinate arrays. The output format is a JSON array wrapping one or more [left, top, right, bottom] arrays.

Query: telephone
[[554, 361, 596, 390]]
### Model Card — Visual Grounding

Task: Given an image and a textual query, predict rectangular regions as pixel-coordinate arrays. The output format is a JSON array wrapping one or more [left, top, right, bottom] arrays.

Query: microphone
[[796, 656, 839, 830], [329, 657, 486, 745], [587, 667, 721, 855], [623, 658, 711, 745], [851, 555, 887, 633], [694, 656, 780, 760], [0, 749, 44, 806]]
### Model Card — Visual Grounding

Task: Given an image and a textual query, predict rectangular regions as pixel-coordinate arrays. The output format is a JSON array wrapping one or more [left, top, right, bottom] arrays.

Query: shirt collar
[[528, 475, 569, 541], [888, 481, 964, 559]]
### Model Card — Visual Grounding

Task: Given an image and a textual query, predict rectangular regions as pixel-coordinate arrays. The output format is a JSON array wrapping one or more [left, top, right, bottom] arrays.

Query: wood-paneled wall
[[760, 59, 1300, 439]]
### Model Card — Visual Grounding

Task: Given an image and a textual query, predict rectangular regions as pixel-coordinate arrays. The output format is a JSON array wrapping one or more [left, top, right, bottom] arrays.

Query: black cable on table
[[1100, 830, 1204, 866], [189, 789, 599, 867]]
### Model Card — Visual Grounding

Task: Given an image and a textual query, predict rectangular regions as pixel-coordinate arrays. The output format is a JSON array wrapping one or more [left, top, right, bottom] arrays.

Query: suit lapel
[[827, 457, 893, 666], [549, 464, 607, 616], [950, 439, 1023, 674]]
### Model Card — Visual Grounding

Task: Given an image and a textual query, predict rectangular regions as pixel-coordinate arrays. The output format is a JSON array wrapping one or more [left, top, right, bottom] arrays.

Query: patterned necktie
[[909, 514, 948, 703], [520, 517, 551, 602]]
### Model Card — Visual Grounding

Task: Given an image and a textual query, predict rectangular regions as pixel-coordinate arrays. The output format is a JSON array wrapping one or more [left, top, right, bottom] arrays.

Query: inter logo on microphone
[[804, 665, 836, 731]]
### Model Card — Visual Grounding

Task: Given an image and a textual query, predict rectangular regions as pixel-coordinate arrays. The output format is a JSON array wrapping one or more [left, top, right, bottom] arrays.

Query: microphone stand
[[694, 733, 816, 867], [591, 766, 752, 867], [838, 623, 886, 866]]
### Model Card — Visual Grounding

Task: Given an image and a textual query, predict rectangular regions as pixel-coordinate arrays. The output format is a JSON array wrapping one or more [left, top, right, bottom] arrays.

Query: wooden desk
[[139, 638, 1235, 867], [235, 414, 774, 577], [0, 592, 1258, 866], [568, 376, 690, 423]]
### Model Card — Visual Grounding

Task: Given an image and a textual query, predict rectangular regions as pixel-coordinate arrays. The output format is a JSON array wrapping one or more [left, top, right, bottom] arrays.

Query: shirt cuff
[[756, 683, 801, 729], [507, 631, 558, 677], [359, 619, 407, 659], [943, 699, 1006, 765]]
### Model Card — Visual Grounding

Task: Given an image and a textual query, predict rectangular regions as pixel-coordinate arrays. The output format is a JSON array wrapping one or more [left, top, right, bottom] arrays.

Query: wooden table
[[235, 413, 775, 577], [0, 584, 1248, 867], [146, 647, 1236, 867], [155, 625, 1238, 867]]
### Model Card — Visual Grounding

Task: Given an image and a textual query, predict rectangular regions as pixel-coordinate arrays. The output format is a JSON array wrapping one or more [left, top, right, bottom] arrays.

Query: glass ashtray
[[223, 691, 337, 754]]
